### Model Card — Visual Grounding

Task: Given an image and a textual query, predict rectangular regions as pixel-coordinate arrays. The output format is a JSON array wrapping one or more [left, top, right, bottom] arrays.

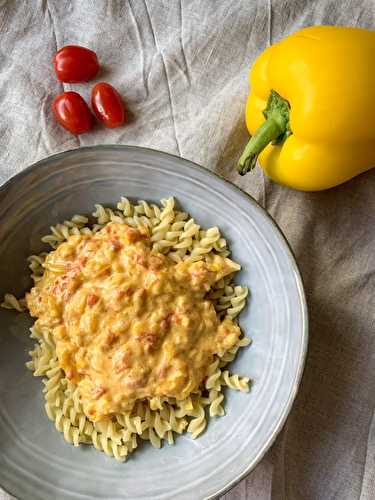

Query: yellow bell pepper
[[237, 25, 375, 191]]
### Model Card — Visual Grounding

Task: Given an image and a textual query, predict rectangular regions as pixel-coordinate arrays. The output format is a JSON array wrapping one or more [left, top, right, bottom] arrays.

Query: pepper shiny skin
[[238, 26, 375, 191]]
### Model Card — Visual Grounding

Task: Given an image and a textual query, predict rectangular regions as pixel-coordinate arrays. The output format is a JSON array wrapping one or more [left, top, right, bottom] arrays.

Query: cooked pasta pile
[[2, 197, 250, 462]]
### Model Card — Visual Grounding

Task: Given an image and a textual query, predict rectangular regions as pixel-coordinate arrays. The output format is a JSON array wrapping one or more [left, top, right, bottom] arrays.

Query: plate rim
[[0, 144, 309, 500]]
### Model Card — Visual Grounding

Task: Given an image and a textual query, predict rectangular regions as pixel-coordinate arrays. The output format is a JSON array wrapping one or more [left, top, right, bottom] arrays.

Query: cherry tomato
[[52, 91, 93, 134], [91, 83, 126, 128], [54, 45, 99, 83]]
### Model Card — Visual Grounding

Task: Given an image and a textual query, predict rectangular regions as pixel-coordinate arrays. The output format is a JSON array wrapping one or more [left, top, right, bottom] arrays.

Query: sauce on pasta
[[27, 223, 241, 421]]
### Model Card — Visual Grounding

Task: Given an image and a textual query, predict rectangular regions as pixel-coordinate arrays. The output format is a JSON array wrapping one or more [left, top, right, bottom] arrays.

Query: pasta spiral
[[221, 370, 250, 392], [187, 405, 207, 439], [208, 389, 225, 417], [1, 293, 26, 312]]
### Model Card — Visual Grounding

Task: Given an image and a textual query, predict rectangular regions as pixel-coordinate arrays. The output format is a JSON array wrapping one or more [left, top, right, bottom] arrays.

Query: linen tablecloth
[[1, 1, 375, 499]]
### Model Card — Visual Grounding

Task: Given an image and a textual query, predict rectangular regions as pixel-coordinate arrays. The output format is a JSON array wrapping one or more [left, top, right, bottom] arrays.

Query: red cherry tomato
[[54, 45, 99, 83], [52, 91, 93, 135], [91, 83, 126, 128]]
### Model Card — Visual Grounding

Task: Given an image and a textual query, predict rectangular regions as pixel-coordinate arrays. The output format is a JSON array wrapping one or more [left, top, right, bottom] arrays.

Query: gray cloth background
[[1, 1, 375, 499]]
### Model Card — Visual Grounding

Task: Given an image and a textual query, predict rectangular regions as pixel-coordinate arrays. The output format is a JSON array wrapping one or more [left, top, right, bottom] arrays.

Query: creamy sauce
[[27, 224, 241, 421]]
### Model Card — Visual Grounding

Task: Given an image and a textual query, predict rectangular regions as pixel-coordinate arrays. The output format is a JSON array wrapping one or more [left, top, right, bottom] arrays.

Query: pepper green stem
[[237, 90, 291, 176]]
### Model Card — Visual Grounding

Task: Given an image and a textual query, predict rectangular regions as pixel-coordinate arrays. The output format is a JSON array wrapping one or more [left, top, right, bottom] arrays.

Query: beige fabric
[[1, 1, 375, 499]]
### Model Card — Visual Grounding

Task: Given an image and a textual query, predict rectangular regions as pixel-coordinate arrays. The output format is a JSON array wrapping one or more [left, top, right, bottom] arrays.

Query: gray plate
[[0, 145, 308, 500]]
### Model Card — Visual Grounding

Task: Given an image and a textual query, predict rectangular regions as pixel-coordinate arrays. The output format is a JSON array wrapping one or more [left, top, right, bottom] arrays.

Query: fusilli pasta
[[2, 196, 250, 461]]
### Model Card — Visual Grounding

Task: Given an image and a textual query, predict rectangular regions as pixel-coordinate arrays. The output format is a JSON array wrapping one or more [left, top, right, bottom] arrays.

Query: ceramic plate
[[0, 146, 308, 500]]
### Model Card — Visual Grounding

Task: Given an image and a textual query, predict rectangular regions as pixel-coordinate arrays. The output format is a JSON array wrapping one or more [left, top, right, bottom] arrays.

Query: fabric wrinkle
[[142, 0, 182, 156], [178, 0, 191, 87], [128, 0, 149, 99]]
